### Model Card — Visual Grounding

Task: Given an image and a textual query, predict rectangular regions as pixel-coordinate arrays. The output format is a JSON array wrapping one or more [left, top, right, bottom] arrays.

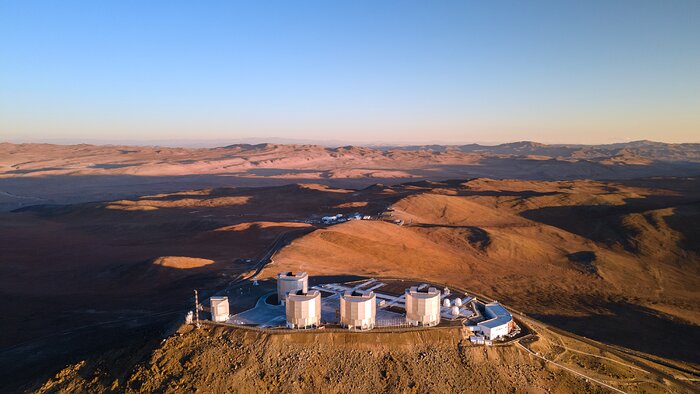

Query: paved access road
[[221, 227, 314, 296]]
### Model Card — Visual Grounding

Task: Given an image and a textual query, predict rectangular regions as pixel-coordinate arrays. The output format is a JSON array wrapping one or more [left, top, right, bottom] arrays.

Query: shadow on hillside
[[0, 173, 423, 212], [411, 224, 491, 250], [0, 294, 190, 393], [11, 180, 411, 220], [533, 302, 700, 364], [565, 251, 598, 275], [417, 157, 700, 181], [663, 202, 700, 255], [0, 216, 322, 391], [519, 194, 700, 252], [4, 159, 700, 212]]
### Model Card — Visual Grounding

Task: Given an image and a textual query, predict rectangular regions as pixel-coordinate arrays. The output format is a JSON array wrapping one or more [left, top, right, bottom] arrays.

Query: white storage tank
[[451, 305, 460, 317], [443, 298, 451, 308], [210, 296, 229, 322], [454, 298, 463, 307], [405, 286, 441, 327], [285, 289, 321, 329], [277, 272, 309, 305], [340, 290, 376, 330]]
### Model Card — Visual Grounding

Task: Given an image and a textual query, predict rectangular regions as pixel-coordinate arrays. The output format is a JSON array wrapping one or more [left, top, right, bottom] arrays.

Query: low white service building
[[277, 272, 308, 305], [340, 290, 376, 330], [210, 296, 229, 323], [477, 302, 514, 340], [405, 286, 441, 327], [285, 289, 321, 329]]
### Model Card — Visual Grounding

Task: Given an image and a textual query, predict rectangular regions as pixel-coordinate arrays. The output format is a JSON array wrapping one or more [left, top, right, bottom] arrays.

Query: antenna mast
[[194, 289, 201, 328]]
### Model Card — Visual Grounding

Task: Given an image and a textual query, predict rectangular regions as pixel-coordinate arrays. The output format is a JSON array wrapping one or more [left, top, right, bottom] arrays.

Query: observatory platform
[[225, 277, 498, 333]]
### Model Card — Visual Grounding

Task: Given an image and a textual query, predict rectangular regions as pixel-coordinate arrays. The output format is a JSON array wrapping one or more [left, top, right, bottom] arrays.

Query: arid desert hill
[[1, 176, 699, 392], [261, 177, 700, 363], [34, 319, 699, 393], [2, 140, 699, 211]]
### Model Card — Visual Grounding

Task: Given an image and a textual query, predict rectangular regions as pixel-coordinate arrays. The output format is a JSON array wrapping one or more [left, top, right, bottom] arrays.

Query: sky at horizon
[[1, 1, 699, 145]]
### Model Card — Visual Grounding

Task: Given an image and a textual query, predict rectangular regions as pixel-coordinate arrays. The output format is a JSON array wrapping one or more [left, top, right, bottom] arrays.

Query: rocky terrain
[[1, 142, 699, 392], [34, 318, 698, 393]]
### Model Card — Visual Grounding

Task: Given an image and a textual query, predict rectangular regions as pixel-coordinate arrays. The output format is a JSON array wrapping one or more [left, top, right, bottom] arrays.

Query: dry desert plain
[[2, 140, 699, 211], [1, 141, 699, 392]]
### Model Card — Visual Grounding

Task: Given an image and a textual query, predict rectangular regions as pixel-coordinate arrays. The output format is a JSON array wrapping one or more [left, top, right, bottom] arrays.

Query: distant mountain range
[[380, 140, 700, 162]]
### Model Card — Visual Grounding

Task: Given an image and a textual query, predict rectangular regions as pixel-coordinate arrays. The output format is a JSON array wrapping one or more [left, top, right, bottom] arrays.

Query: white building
[[321, 214, 344, 224], [277, 272, 308, 305], [405, 286, 441, 327], [285, 289, 321, 329], [340, 290, 376, 330], [210, 296, 229, 322], [477, 302, 514, 340]]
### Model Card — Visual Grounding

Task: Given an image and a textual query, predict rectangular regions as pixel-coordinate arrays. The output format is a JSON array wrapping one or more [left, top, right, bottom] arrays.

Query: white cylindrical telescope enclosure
[[285, 289, 321, 329], [277, 272, 308, 305], [340, 290, 376, 330], [210, 296, 229, 322], [405, 286, 441, 327]]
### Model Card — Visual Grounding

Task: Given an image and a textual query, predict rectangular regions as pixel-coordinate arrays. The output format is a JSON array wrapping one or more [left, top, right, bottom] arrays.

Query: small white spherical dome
[[443, 298, 451, 307]]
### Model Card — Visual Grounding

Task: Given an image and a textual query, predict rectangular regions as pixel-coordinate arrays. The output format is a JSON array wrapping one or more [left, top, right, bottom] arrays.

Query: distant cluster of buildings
[[321, 213, 370, 224]]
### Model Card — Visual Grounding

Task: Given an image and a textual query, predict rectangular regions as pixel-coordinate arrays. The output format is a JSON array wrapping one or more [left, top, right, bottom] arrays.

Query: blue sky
[[1, 1, 699, 145]]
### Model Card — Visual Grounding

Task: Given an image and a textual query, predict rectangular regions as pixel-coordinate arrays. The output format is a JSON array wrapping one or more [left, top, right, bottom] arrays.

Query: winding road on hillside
[[221, 226, 315, 296], [516, 340, 627, 394], [539, 324, 700, 392]]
